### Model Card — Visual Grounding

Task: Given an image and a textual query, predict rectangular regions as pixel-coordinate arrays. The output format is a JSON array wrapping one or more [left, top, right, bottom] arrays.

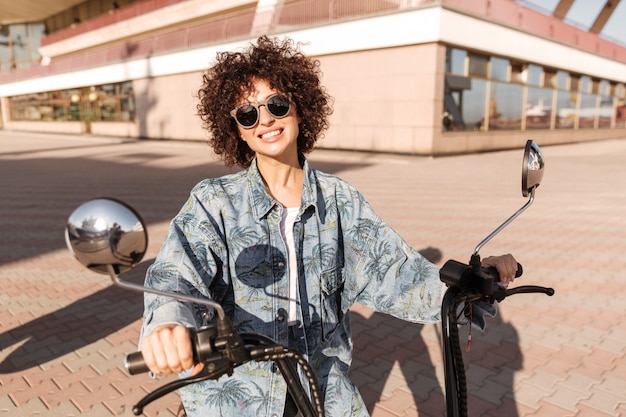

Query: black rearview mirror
[[522, 140, 545, 198]]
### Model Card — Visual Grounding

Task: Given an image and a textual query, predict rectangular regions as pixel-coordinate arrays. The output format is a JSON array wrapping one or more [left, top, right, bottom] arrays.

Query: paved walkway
[[1, 130, 625, 416]]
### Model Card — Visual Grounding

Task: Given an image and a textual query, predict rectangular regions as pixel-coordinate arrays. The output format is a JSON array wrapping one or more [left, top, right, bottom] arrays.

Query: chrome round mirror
[[522, 140, 545, 197], [65, 198, 148, 274]]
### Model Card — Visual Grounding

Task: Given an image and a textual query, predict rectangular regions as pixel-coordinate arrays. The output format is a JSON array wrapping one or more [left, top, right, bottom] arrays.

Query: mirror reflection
[[65, 198, 148, 274], [522, 140, 545, 197]]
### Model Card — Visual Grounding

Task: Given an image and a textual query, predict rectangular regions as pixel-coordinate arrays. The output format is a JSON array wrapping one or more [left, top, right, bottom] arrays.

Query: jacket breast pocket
[[320, 267, 345, 341]]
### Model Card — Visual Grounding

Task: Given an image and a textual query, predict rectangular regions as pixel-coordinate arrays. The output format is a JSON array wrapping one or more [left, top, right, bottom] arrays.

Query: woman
[[140, 35, 518, 417]]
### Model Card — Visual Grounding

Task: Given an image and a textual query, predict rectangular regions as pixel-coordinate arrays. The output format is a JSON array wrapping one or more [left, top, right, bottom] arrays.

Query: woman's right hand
[[141, 324, 204, 376]]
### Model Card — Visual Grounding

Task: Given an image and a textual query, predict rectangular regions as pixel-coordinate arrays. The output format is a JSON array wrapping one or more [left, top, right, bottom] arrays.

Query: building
[[1, 0, 625, 155]]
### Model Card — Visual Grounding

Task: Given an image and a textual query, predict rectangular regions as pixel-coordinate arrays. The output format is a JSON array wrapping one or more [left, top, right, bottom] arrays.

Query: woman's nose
[[257, 104, 274, 124]]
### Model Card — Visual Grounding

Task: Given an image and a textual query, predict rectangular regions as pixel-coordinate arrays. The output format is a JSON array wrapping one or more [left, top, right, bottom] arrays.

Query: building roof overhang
[[0, 0, 86, 24]]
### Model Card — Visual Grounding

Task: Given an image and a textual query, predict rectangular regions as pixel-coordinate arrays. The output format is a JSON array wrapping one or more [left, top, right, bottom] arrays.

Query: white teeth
[[261, 130, 281, 139]]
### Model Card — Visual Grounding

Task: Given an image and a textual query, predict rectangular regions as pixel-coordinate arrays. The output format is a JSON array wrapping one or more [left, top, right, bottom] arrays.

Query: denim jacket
[[142, 159, 442, 417]]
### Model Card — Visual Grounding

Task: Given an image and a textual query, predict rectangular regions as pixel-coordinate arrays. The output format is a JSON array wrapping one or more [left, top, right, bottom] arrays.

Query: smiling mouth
[[259, 129, 282, 140]]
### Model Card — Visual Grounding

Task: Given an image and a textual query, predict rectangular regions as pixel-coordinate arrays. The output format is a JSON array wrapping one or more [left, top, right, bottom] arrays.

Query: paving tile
[[413, 390, 446, 417], [511, 382, 551, 410], [40, 400, 82, 417], [579, 388, 625, 416], [0, 396, 17, 414], [575, 402, 622, 417], [542, 382, 592, 412], [485, 397, 536, 417], [375, 388, 416, 416], [528, 400, 577, 416]]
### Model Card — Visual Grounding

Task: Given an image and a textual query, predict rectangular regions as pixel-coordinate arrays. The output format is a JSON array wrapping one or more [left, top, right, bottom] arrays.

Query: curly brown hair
[[197, 36, 333, 168]]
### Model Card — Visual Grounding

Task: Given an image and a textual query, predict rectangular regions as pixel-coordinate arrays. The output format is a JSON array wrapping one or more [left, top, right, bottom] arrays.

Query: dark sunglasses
[[230, 93, 292, 128]]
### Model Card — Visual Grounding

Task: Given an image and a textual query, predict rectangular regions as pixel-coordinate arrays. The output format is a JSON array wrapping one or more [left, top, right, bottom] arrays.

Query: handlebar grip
[[125, 351, 150, 375]]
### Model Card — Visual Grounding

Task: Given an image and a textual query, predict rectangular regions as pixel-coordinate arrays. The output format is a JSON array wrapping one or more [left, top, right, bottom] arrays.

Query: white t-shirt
[[280, 207, 299, 325]]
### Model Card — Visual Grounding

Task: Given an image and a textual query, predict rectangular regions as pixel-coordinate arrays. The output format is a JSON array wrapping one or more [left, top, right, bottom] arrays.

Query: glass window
[[616, 83, 626, 128], [27, 24, 45, 62], [556, 71, 569, 90], [526, 87, 554, 129], [598, 96, 613, 128], [0, 25, 11, 71], [10, 25, 29, 67], [119, 81, 136, 121], [488, 81, 523, 130], [579, 92, 597, 128], [445, 48, 466, 75], [490, 57, 509, 81], [527, 65, 543, 86], [598, 80, 613, 128], [580, 76, 591, 94], [68, 89, 82, 120], [441, 48, 626, 133], [8, 82, 135, 122], [570, 75, 580, 92], [600, 80, 611, 96], [616, 83, 625, 99], [556, 90, 577, 129], [443, 75, 486, 131], [0, 22, 44, 71], [468, 53, 488, 78]]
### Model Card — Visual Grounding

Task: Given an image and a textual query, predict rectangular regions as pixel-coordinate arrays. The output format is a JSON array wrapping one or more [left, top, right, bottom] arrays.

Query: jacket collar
[[247, 158, 325, 224]]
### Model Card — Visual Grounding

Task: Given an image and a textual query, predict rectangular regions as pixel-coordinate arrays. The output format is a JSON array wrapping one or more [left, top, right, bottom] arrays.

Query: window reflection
[[490, 57, 509, 81], [9, 82, 136, 122], [615, 83, 626, 128], [445, 48, 466, 75], [488, 82, 523, 130], [0, 23, 45, 71], [443, 75, 486, 131], [443, 48, 624, 133], [556, 90, 576, 129], [579, 93, 597, 128], [468, 53, 488, 78], [0, 26, 11, 71], [526, 87, 553, 129]]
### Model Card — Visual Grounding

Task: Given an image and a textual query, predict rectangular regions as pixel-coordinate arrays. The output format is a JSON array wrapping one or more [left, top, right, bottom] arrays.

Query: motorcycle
[[65, 140, 553, 417]]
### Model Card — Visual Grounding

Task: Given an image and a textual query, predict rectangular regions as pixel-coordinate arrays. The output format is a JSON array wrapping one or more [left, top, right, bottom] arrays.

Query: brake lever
[[131, 357, 236, 415], [492, 284, 555, 302]]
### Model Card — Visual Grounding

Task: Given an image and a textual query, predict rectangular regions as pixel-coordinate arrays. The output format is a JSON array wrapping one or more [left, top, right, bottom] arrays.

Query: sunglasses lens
[[235, 105, 259, 127], [267, 95, 291, 118]]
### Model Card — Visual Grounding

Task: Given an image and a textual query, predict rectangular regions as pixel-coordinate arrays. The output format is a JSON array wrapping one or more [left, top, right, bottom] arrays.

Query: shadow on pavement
[[0, 151, 371, 266], [0, 261, 151, 373]]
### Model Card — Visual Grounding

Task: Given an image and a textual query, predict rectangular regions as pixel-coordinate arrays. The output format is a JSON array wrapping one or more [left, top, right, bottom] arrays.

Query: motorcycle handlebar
[[125, 351, 150, 375], [440, 259, 523, 295], [124, 329, 326, 417]]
